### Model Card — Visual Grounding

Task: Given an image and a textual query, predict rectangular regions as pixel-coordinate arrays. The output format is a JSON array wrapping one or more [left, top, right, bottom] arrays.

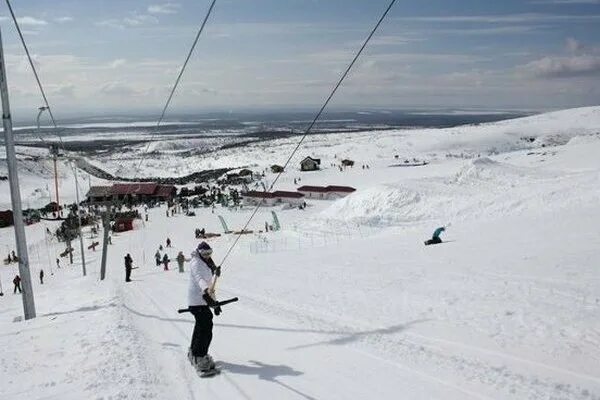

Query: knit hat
[[197, 241, 213, 258]]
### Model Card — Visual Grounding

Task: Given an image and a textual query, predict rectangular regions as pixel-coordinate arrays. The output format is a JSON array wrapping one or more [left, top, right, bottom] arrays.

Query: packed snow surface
[[1, 106, 600, 399]]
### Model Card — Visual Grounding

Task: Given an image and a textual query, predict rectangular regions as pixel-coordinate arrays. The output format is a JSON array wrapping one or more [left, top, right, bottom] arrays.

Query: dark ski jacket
[[432, 227, 445, 239]]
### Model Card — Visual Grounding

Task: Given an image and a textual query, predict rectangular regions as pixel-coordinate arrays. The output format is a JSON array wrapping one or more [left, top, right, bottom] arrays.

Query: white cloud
[[16, 16, 48, 26], [108, 59, 126, 69], [355, 35, 424, 46], [97, 14, 157, 29], [531, 0, 600, 4], [123, 14, 158, 27], [398, 13, 600, 24], [100, 82, 141, 97], [520, 55, 600, 78], [50, 83, 76, 97], [55, 17, 73, 23], [566, 37, 585, 53], [148, 3, 180, 15]]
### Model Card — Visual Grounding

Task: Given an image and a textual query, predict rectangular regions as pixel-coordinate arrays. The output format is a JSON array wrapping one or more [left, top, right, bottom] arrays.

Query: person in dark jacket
[[162, 253, 170, 271], [176, 251, 190, 273], [39, 269, 44, 285], [425, 227, 445, 245], [13, 275, 21, 294], [155, 250, 161, 266], [125, 253, 134, 282]]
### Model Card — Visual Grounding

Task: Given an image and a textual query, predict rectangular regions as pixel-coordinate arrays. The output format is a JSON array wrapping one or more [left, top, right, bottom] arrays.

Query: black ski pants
[[190, 306, 213, 357], [125, 266, 132, 282]]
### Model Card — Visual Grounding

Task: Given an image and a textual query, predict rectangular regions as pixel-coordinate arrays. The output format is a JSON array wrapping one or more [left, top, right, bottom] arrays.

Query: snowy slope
[[1, 106, 600, 399]]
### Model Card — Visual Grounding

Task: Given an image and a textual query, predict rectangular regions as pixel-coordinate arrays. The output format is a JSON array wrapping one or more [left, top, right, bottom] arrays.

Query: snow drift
[[321, 156, 599, 227]]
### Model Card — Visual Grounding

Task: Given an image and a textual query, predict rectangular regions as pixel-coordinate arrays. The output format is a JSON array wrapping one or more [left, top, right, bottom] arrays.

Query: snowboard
[[199, 367, 221, 378]]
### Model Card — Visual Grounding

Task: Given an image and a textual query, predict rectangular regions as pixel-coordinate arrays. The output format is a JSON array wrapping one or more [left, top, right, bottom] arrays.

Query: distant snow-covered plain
[[1, 106, 599, 399]]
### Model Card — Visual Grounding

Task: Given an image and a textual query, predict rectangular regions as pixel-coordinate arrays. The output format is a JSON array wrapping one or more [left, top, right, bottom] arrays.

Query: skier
[[162, 253, 170, 271], [176, 251, 189, 273], [39, 269, 44, 285], [166, 237, 172, 248], [187, 241, 221, 376], [13, 275, 22, 294], [56, 258, 61, 269], [425, 227, 445, 246], [124, 253, 133, 282], [155, 250, 161, 267]]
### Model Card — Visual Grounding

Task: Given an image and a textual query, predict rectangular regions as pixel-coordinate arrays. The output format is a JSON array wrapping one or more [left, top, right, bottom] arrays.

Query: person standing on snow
[[176, 251, 190, 273], [39, 269, 44, 285], [155, 250, 161, 266], [425, 227, 445, 246], [187, 241, 221, 374], [13, 275, 21, 294], [124, 253, 134, 282], [166, 237, 172, 248], [162, 253, 170, 271]]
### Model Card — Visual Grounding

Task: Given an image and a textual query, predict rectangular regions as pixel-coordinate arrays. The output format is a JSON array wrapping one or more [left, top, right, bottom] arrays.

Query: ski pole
[[177, 297, 239, 314]]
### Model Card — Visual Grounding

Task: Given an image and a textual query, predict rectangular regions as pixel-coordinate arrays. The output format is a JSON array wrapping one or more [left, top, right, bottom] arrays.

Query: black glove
[[214, 306, 222, 316], [215, 266, 221, 277], [202, 290, 219, 307]]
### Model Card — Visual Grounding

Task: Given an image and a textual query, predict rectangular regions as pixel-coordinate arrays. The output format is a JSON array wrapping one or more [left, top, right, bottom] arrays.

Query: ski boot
[[195, 355, 220, 378]]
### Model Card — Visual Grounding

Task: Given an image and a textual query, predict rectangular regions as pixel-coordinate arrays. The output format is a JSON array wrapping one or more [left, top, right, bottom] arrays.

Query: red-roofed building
[[154, 185, 177, 201], [325, 185, 356, 198], [272, 191, 305, 206], [242, 190, 305, 207], [297, 185, 328, 199], [297, 185, 356, 199], [242, 191, 275, 206]]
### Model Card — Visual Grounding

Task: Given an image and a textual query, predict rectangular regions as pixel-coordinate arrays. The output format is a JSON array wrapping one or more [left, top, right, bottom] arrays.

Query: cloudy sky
[[1, 0, 600, 118]]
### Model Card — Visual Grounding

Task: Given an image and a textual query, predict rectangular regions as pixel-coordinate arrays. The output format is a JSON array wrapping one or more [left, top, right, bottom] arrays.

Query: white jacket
[[188, 252, 214, 306]]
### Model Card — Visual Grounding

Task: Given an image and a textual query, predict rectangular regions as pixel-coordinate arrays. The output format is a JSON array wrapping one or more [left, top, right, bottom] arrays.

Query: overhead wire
[[6, 0, 397, 278], [5, 0, 60, 136], [132, 0, 217, 181], [6, 0, 78, 176], [6, 0, 89, 275], [217, 0, 398, 270]]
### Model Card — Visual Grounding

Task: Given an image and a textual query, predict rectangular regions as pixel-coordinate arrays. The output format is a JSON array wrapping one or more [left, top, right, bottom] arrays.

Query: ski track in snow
[[221, 283, 600, 400]]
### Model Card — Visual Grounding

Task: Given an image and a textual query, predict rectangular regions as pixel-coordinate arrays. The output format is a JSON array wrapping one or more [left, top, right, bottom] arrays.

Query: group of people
[[5, 250, 18, 264], [10, 268, 45, 294], [121, 237, 187, 282], [118, 236, 221, 375], [155, 247, 171, 271]]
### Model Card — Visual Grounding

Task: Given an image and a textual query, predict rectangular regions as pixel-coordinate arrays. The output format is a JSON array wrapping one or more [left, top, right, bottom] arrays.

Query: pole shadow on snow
[[161, 342, 181, 348], [40, 302, 117, 318], [286, 319, 430, 351], [220, 360, 317, 400], [122, 304, 192, 325]]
